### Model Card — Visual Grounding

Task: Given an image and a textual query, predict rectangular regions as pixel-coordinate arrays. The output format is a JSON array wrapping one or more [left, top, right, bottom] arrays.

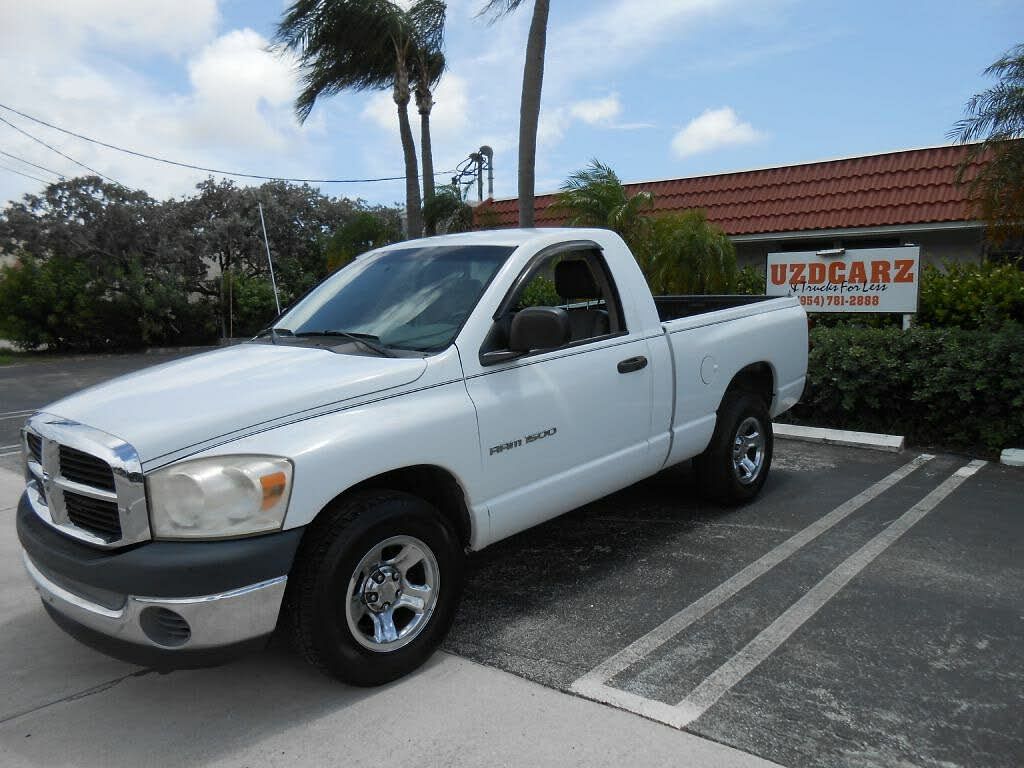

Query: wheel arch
[[315, 465, 474, 550], [721, 361, 775, 411]]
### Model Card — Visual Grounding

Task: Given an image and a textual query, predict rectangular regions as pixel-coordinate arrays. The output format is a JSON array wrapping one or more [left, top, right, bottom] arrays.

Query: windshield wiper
[[293, 330, 396, 358]]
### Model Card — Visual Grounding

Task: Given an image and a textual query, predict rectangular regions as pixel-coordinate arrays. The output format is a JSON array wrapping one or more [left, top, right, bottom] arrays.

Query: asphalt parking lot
[[1, 351, 1022, 767]]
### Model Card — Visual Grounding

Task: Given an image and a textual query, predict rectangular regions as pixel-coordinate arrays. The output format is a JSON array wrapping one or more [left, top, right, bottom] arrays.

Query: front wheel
[[693, 392, 773, 505], [285, 491, 464, 685]]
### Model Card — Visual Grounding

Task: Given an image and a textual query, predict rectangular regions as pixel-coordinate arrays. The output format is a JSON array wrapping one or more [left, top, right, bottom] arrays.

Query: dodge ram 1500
[[17, 228, 807, 684]]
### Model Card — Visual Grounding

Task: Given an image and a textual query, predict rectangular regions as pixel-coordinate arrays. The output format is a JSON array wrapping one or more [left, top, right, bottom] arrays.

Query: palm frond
[[949, 43, 1024, 243], [477, 0, 528, 22], [949, 44, 1024, 145], [276, 0, 419, 122]]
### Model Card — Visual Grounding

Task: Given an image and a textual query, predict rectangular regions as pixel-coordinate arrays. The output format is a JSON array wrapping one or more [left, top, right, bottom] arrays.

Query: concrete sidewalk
[[0, 467, 779, 768]]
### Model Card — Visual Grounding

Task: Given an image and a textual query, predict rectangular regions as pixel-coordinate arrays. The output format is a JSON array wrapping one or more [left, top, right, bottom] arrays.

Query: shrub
[[0, 254, 95, 350], [735, 265, 766, 295], [519, 275, 561, 308], [803, 260, 1024, 329], [642, 210, 738, 294], [226, 272, 280, 338], [788, 323, 1024, 453], [0, 252, 218, 351], [917, 260, 1024, 329]]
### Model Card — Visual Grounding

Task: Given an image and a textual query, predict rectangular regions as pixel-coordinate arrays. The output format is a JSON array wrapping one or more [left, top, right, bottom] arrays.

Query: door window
[[483, 248, 626, 357]]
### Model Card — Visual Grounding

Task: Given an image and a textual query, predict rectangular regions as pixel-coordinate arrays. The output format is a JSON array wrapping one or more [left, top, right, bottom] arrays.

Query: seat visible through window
[[554, 260, 610, 341]]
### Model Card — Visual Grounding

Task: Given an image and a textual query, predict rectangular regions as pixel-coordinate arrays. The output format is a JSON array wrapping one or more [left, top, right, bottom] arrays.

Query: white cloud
[[671, 107, 763, 158], [184, 28, 299, 151], [0, 12, 322, 203], [0, 0, 786, 208], [362, 74, 471, 138], [0, 0, 219, 59], [547, 0, 755, 89], [569, 95, 622, 125], [359, 72, 518, 194], [538, 94, 625, 146]]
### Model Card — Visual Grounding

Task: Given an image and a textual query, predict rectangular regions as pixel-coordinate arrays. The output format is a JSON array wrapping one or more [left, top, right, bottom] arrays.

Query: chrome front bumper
[[23, 551, 287, 651]]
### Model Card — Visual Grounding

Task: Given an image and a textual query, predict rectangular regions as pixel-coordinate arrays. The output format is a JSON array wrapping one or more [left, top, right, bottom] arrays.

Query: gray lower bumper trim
[[24, 551, 287, 651]]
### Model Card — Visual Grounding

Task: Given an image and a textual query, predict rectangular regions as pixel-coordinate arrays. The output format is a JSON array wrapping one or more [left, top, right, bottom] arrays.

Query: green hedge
[[787, 323, 1024, 454], [916, 261, 1024, 330]]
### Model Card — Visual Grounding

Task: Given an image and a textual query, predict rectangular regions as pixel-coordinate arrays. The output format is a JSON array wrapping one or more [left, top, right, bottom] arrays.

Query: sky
[[0, 0, 1022, 209]]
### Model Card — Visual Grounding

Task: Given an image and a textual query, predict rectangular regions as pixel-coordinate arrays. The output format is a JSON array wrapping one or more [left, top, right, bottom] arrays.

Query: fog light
[[139, 607, 191, 648]]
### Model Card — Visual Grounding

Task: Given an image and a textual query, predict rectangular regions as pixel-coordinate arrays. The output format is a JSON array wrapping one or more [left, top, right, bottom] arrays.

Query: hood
[[44, 344, 427, 463]]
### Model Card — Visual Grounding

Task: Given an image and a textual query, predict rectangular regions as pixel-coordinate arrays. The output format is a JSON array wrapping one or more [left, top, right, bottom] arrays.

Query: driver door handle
[[617, 356, 648, 374]]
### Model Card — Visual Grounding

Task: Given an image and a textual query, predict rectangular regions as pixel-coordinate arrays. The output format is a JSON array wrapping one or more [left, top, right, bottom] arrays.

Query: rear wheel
[[285, 490, 464, 685], [694, 392, 773, 505]]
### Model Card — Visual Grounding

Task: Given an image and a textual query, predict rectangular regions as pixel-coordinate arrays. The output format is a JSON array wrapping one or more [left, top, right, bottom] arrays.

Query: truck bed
[[653, 295, 778, 322]]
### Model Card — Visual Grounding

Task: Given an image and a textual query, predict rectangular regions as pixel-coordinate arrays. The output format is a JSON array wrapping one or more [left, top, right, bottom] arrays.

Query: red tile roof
[[475, 144, 987, 236]]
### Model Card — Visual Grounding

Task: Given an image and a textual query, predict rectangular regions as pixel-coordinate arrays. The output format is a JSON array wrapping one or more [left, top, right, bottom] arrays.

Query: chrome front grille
[[65, 491, 122, 538], [59, 445, 117, 491], [22, 413, 150, 548], [27, 432, 43, 463]]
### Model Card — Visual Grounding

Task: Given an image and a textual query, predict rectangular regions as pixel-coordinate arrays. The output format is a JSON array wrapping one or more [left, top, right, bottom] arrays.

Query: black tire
[[284, 490, 464, 686], [693, 391, 773, 505]]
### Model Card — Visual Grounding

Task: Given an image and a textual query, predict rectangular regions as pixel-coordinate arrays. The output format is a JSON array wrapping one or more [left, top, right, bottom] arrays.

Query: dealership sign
[[766, 246, 920, 313]]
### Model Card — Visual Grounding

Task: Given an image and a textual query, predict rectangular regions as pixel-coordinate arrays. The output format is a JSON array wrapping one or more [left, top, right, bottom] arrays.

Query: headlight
[[147, 455, 293, 539]]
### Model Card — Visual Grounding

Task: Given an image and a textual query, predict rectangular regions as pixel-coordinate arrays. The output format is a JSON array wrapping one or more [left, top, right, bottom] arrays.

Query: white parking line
[[0, 410, 35, 421], [570, 456, 985, 731], [674, 459, 986, 727], [0, 444, 19, 451], [571, 452, 934, 701], [0, 450, 22, 458]]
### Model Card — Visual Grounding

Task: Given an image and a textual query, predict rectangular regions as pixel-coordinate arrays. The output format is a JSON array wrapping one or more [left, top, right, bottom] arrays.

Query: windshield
[[274, 244, 515, 352]]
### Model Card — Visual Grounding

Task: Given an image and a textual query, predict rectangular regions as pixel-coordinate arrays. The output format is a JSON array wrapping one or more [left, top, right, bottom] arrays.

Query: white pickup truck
[[17, 228, 806, 684]]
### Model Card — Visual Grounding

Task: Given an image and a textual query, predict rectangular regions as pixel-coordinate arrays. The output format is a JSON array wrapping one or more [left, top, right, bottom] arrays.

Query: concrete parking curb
[[773, 423, 905, 452], [1001, 449, 1024, 467]]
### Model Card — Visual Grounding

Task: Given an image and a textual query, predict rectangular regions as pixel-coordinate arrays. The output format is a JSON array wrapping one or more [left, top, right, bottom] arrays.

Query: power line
[[0, 148, 64, 179], [0, 161, 50, 185], [0, 102, 452, 185], [0, 113, 121, 185]]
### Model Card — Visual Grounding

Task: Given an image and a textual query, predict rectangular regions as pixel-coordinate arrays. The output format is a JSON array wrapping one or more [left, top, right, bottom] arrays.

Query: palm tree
[[481, 0, 550, 227], [552, 160, 739, 294], [951, 43, 1024, 246], [423, 183, 474, 234], [551, 159, 653, 254], [276, 0, 447, 238], [412, 48, 446, 234]]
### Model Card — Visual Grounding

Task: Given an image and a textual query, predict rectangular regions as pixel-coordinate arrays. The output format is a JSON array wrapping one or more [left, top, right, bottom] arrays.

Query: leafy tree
[[0, 177, 211, 349], [480, 0, 550, 227], [0, 175, 399, 348], [325, 210, 403, 272], [225, 272, 283, 338], [175, 178, 362, 335], [0, 253, 95, 350], [951, 43, 1024, 247], [276, 0, 448, 238]]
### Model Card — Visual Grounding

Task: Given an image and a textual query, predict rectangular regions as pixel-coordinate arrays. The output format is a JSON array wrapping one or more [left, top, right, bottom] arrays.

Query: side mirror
[[479, 306, 571, 366], [510, 306, 571, 352]]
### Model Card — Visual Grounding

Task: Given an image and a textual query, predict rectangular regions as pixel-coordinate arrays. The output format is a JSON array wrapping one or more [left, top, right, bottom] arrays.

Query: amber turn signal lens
[[260, 471, 288, 510]]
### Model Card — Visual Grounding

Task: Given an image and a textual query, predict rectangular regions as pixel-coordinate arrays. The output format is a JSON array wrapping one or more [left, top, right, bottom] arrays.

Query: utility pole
[[470, 152, 483, 202], [479, 145, 494, 198], [453, 146, 496, 203]]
